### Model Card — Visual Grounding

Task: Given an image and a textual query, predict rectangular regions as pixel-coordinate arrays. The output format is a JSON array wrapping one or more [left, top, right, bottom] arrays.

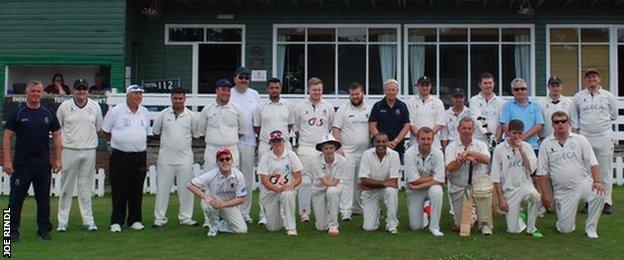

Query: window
[[547, 26, 611, 97], [5, 65, 110, 95], [274, 25, 401, 95], [405, 25, 534, 104], [617, 27, 624, 96]]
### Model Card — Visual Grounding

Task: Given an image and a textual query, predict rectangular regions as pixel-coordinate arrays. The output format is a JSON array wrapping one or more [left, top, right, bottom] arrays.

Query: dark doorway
[[198, 44, 241, 93]]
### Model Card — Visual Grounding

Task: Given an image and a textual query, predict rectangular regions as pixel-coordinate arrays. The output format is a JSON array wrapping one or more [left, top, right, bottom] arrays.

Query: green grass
[[2, 187, 624, 259]]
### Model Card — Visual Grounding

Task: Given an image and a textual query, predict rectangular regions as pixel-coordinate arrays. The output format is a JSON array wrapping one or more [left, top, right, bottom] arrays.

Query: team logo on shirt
[[395, 110, 400, 115], [308, 117, 324, 126], [44, 117, 49, 124], [269, 172, 288, 185]]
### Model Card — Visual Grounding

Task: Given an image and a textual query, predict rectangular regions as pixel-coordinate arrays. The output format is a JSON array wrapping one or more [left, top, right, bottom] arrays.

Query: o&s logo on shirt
[[307, 117, 324, 126]]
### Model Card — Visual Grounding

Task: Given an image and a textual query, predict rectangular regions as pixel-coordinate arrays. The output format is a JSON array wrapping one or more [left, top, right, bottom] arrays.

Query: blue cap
[[216, 78, 233, 88], [235, 67, 250, 76]]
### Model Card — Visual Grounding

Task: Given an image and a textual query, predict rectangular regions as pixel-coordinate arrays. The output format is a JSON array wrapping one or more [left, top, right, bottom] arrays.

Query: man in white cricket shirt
[[331, 82, 371, 220], [538, 76, 572, 140], [187, 147, 248, 237], [441, 88, 481, 150], [404, 127, 445, 236], [569, 69, 617, 215], [152, 87, 200, 228], [469, 72, 505, 145], [492, 120, 542, 237], [408, 76, 446, 150], [537, 111, 605, 238], [359, 133, 401, 234], [56, 79, 103, 232], [311, 134, 346, 236], [293, 77, 335, 222]]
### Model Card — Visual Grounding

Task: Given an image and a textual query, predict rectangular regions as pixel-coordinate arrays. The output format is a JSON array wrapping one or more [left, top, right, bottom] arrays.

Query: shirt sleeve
[[256, 154, 269, 176], [389, 151, 402, 179], [608, 93, 618, 121], [326, 103, 335, 130], [536, 141, 549, 176], [190, 111, 202, 138], [403, 148, 419, 182], [237, 105, 246, 135], [445, 143, 457, 167], [253, 103, 262, 127], [287, 102, 296, 126], [435, 101, 446, 126], [332, 106, 345, 129], [102, 105, 118, 133], [235, 172, 248, 198], [4, 108, 18, 131], [533, 104, 545, 125], [402, 102, 411, 124], [50, 109, 61, 133], [358, 152, 371, 178], [56, 102, 67, 128], [95, 103, 104, 131], [569, 94, 580, 129], [525, 142, 538, 173], [289, 152, 305, 173], [490, 146, 502, 183], [580, 136, 599, 167], [151, 110, 165, 135], [433, 151, 446, 183], [190, 172, 211, 189], [499, 102, 511, 124]]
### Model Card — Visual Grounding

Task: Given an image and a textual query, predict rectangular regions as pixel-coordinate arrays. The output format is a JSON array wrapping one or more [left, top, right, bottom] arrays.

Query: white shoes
[[110, 224, 122, 233], [300, 214, 310, 222], [481, 226, 493, 235], [586, 230, 599, 239], [258, 216, 267, 225], [429, 228, 444, 237], [286, 229, 298, 236], [85, 223, 98, 231], [243, 215, 253, 223], [180, 219, 198, 226], [57, 224, 67, 232], [130, 222, 145, 230]]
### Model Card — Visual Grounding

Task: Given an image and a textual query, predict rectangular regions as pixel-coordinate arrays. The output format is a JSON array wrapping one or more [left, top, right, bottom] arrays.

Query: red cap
[[215, 147, 232, 160], [269, 130, 284, 141]]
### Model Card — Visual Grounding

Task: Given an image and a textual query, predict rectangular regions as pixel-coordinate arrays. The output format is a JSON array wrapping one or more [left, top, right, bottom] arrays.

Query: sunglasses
[[218, 157, 232, 163], [512, 87, 527, 92], [237, 76, 250, 80], [552, 119, 568, 125], [75, 87, 88, 91]]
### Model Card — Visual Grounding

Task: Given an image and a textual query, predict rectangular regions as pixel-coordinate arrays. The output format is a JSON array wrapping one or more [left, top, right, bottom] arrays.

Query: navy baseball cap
[[416, 76, 432, 86], [547, 76, 562, 85], [216, 78, 233, 88], [235, 67, 250, 76], [73, 79, 89, 89], [584, 69, 599, 77], [451, 88, 465, 97]]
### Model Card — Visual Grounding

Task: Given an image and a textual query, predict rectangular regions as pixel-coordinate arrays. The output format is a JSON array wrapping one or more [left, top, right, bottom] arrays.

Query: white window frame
[[546, 24, 618, 95], [403, 24, 536, 98], [164, 24, 245, 94], [272, 24, 401, 100]]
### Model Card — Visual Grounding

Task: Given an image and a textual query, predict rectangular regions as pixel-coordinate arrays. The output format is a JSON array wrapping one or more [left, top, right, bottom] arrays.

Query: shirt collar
[[168, 107, 189, 117]]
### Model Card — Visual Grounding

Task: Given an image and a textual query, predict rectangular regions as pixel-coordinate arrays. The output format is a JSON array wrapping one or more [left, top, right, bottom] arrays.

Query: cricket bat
[[459, 162, 474, 237]]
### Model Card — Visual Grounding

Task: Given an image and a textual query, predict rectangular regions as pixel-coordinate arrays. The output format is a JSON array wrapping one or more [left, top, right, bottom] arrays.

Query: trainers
[[530, 230, 543, 238], [110, 224, 122, 233], [258, 216, 267, 225], [481, 226, 493, 235], [130, 222, 145, 230], [286, 229, 298, 236], [57, 224, 67, 232], [328, 226, 339, 237], [38, 232, 52, 241], [429, 228, 444, 237], [389, 228, 399, 235], [153, 223, 165, 228], [207, 228, 218, 237], [602, 204, 612, 215], [581, 203, 588, 214], [85, 224, 98, 231], [180, 219, 198, 226], [300, 214, 310, 222], [243, 215, 253, 223], [586, 230, 599, 239], [341, 214, 352, 221]]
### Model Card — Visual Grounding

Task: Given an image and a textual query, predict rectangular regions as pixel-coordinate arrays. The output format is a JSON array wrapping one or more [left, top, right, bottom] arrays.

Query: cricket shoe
[[286, 229, 298, 236], [300, 214, 310, 222], [258, 216, 267, 225], [481, 226, 493, 235], [57, 224, 67, 232], [85, 223, 98, 231], [429, 228, 444, 237], [388, 228, 399, 235], [586, 230, 599, 239], [110, 224, 122, 233], [180, 219, 199, 226], [130, 222, 145, 230], [207, 228, 218, 237], [243, 214, 253, 223]]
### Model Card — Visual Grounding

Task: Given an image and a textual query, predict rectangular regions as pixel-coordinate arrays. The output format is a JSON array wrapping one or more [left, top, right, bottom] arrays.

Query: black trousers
[[9, 164, 52, 236], [109, 149, 146, 226]]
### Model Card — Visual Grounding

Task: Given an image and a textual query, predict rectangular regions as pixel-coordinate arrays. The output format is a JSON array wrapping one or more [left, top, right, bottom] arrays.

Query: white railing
[[0, 166, 105, 197]]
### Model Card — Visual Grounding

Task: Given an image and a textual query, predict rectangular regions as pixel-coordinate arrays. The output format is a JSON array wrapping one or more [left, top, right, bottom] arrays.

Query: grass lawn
[[2, 186, 623, 259]]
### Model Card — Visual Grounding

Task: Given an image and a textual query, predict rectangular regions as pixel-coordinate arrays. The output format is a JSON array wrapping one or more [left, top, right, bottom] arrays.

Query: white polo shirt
[[230, 87, 261, 147], [537, 133, 599, 192], [469, 93, 505, 139], [358, 147, 401, 181], [253, 98, 294, 144], [444, 139, 490, 188], [407, 95, 446, 147], [198, 101, 245, 146], [191, 168, 247, 201], [152, 107, 198, 165], [569, 88, 618, 138], [56, 98, 103, 149], [332, 102, 371, 155], [538, 95, 572, 138], [294, 99, 335, 147], [441, 106, 477, 143], [257, 149, 304, 186], [311, 153, 347, 194], [404, 145, 445, 185], [491, 140, 537, 193], [102, 102, 149, 152]]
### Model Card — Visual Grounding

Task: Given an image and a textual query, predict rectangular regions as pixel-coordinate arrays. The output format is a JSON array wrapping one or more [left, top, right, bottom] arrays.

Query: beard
[[350, 98, 363, 107]]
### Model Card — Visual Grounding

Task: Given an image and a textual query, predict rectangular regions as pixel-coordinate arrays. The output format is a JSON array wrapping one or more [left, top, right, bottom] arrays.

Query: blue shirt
[[500, 99, 544, 150], [5, 105, 61, 166], [369, 97, 410, 142]]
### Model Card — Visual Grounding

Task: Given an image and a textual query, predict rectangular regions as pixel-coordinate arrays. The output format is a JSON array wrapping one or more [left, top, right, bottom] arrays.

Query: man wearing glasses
[[187, 147, 248, 237], [56, 79, 103, 232], [500, 78, 544, 155]]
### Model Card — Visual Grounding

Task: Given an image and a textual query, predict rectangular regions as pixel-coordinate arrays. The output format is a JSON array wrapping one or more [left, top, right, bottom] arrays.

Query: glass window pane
[[408, 45, 436, 95], [308, 28, 335, 42], [470, 45, 499, 97], [198, 44, 241, 94], [408, 28, 437, 42], [168, 27, 203, 42], [277, 28, 305, 42], [338, 45, 366, 95], [369, 28, 397, 42], [581, 45, 610, 90], [502, 28, 531, 42], [619, 46, 624, 97], [581, 28, 609, 43], [369, 45, 397, 95], [502, 44, 532, 96], [205, 28, 242, 42], [308, 44, 335, 94], [619, 29, 624, 43], [550, 45, 579, 96], [471, 28, 499, 42], [550, 28, 578, 43], [440, 45, 468, 106], [440, 28, 467, 42], [278, 45, 305, 94], [337, 28, 366, 42]]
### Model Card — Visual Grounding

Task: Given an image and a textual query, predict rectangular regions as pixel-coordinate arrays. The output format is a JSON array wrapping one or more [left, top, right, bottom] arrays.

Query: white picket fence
[[0, 166, 106, 197]]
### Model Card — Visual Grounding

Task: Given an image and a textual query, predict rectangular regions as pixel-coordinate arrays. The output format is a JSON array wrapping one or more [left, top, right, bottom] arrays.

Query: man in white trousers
[[257, 130, 304, 236], [230, 67, 261, 223], [407, 76, 446, 150], [187, 148, 248, 237], [332, 82, 371, 221], [537, 111, 605, 238], [569, 69, 617, 215], [404, 127, 445, 236], [56, 79, 103, 232], [538, 76, 573, 140], [359, 133, 401, 234], [311, 134, 346, 236], [152, 87, 200, 228], [492, 120, 542, 237], [293, 77, 335, 222]]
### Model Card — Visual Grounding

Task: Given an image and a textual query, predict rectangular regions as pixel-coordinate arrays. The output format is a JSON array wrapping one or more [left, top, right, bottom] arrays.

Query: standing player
[[187, 148, 248, 237], [359, 133, 401, 234], [441, 88, 479, 150], [569, 69, 618, 214], [293, 77, 335, 222], [500, 78, 544, 153], [311, 134, 346, 236], [56, 79, 103, 232], [404, 127, 445, 236], [257, 130, 304, 236], [332, 82, 371, 220], [4, 80, 62, 241], [538, 76, 572, 139], [537, 111, 605, 238], [407, 76, 446, 149], [469, 72, 505, 145], [152, 87, 200, 228], [491, 120, 542, 237], [369, 79, 411, 158]]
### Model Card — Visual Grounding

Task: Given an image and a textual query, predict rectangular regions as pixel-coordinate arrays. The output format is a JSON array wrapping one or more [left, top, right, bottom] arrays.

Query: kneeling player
[[311, 134, 346, 236]]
